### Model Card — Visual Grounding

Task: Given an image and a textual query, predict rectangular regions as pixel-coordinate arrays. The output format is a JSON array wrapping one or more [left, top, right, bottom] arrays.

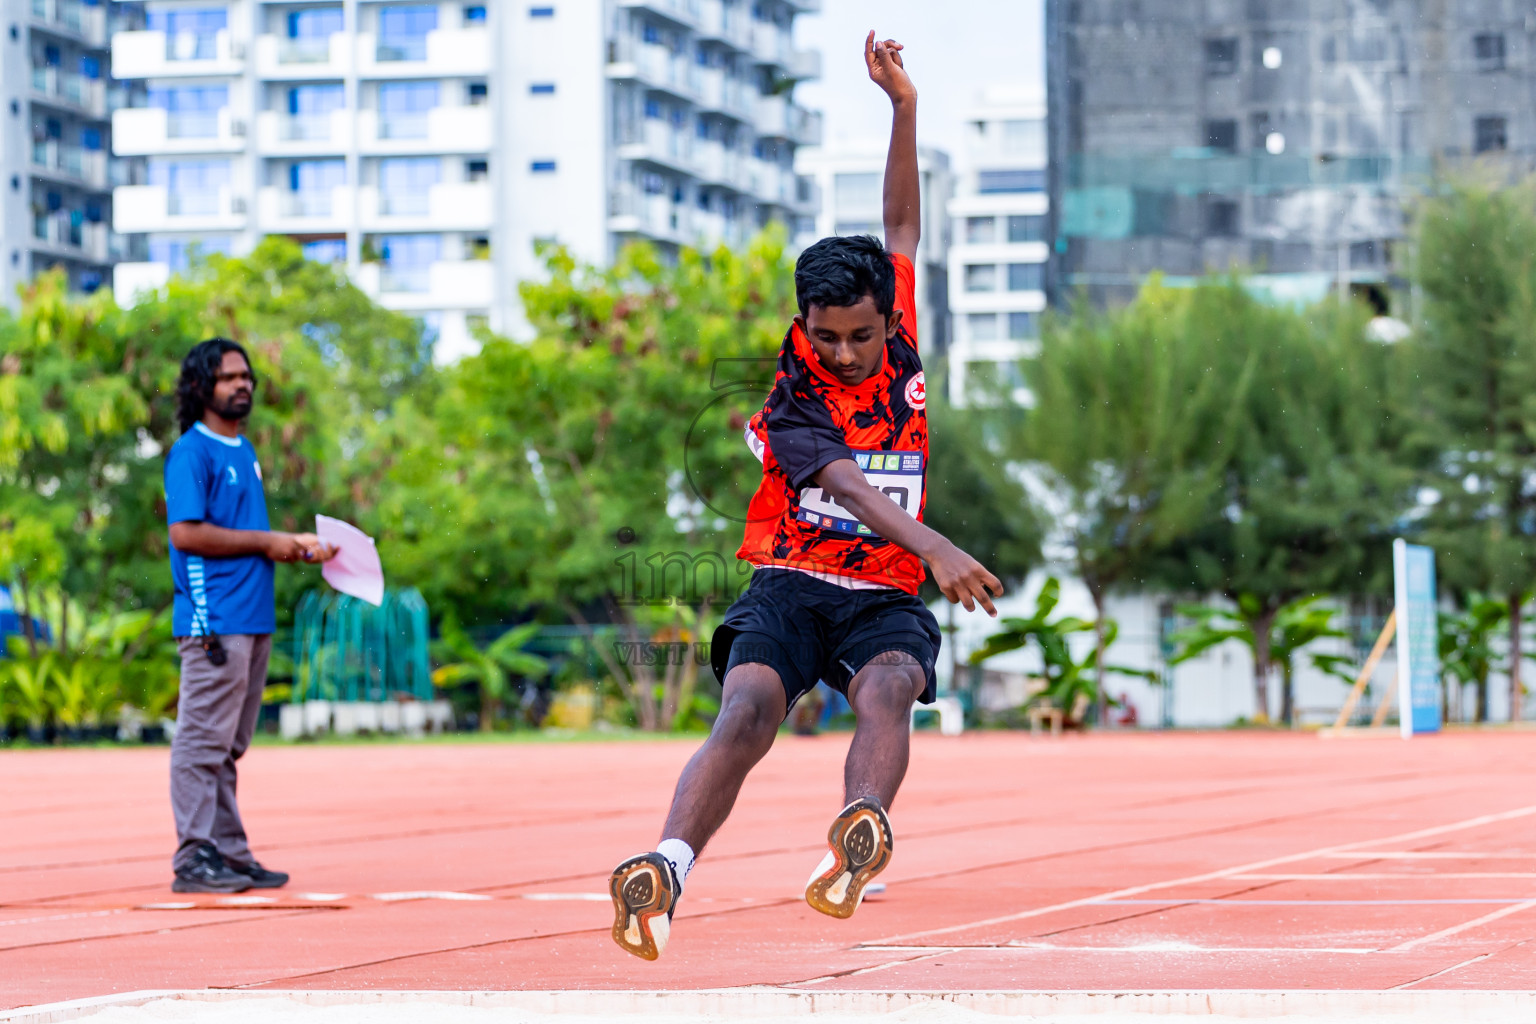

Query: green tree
[[1015, 281, 1248, 724], [430, 617, 549, 731], [1408, 179, 1536, 721], [1437, 594, 1508, 722], [1152, 280, 1408, 721], [1168, 595, 1356, 725]]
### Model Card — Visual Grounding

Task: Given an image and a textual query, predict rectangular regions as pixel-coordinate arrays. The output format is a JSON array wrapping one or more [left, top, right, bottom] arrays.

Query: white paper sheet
[[315, 515, 385, 606]]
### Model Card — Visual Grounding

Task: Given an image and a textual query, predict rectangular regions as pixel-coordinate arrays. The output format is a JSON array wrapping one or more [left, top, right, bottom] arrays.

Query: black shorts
[[710, 567, 942, 713]]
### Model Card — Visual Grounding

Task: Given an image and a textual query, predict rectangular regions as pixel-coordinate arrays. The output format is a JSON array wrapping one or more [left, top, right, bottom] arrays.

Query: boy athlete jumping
[[609, 32, 1003, 961]]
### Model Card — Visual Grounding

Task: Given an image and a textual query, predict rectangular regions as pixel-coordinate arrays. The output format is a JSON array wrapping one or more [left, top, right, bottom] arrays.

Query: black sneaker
[[226, 859, 290, 889], [609, 852, 680, 961], [172, 844, 252, 894]]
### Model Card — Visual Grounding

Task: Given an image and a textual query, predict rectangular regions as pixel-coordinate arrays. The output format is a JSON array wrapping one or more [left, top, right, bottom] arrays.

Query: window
[[965, 216, 995, 244], [644, 97, 663, 119], [1006, 214, 1044, 243], [1007, 312, 1038, 341], [464, 5, 487, 23], [79, 55, 101, 80], [149, 8, 227, 61], [466, 159, 489, 182], [530, 160, 557, 172], [529, 6, 554, 16], [468, 82, 489, 105], [1349, 240, 1386, 268], [1205, 198, 1240, 237], [148, 85, 228, 138], [288, 160, 344, 214], [1001, 119, 1045, 157], [642, 23, 663, 45], [834, 221, 880, 236], [967, 313, 999, 341], [1204, 119, 1238, 154], [288, 84, 344, 115], [1475, 115, 1508, 154], [148, 235, 232, 272], [378, 157, 439, 214], [302, 238, 346, 263], [288, 8, 342, 39], [378, 81, 438, 138], [1475, 33, 1505, 72], [378, 234, 440, 292], [1007, 262, 1043, 292], [529, 82, 556, 95], [964, 264, 997, 292], [1250, 111, 1272, 148], [148, 159, 230, 215], [977, 169, 1044, 193], [833, 171, 880, 209], [1204, 37, 1238, 76], [377, 4, 438, 61]]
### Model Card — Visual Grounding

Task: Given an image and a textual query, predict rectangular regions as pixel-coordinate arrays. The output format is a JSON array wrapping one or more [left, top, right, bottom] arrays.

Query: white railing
[[280, 114, 333, 142], [280, 37, 331, 64]]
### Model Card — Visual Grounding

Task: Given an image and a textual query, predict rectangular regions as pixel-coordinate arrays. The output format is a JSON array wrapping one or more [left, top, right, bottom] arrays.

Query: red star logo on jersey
[[904, 372, 926, 410]]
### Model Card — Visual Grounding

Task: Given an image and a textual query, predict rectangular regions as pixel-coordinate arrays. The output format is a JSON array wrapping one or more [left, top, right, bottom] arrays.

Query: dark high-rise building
[[1047, 0, 1531, 310]]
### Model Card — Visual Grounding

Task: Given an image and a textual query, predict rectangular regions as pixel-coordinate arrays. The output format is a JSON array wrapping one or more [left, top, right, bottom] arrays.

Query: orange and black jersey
[[738, 253, 928, 594]]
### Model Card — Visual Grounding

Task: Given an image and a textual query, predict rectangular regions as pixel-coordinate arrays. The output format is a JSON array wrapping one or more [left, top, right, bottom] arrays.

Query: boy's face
[[795, 296, 904, 387]]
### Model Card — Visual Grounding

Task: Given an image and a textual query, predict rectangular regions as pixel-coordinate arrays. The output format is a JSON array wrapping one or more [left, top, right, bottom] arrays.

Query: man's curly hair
[[176, 338, 255, 434]]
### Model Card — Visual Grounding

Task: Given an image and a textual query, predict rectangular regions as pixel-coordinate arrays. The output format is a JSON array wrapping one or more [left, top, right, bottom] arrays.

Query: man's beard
[[210, 392, 253, 421]]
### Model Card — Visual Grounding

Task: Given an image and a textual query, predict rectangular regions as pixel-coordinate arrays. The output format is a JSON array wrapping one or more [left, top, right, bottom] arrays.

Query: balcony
[[607, 38, 700, 101], [29, 66, 107, 117], [696, 67, 754, 120], [609, 185, 691, 245], [112, 30, 243, 79], [31, 140, 108, 187], [31, 214, 109, 261], [112, 107, 245, 156], [356, 258, 494, 310], [786, 50, 821, 81], [358, 106, 492, 153], [697, 0, 754, 50], [354, 28, 490, 78], [616, 119, 696, 174], [114, 261, 172, 306], [113, 184, 246, 233], [750, 21, 791, 68], [29, 0, 108, 46], [258, 184, 354, 228], [255, 109, 352, 153], [254, 32, 352, 78], [360, 182, 494, 232], [754, 94, 821, 145], [615, 0, 702, 29]]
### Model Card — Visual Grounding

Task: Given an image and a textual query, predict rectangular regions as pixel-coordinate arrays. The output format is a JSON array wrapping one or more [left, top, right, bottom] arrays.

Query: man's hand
[[927, 540, 1003, 617], [266, 532, 337, 563], [865, 30, 916, 105]]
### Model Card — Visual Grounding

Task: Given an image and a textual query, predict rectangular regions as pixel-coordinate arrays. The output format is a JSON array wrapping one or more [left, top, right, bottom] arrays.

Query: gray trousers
[[170, 634, 271, 871]]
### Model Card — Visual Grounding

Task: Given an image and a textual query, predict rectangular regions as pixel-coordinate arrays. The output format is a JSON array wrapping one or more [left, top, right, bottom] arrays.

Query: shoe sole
[[805, 798, 892, 919], [242, 876, 289, 889], [610, 853, 677, 961], [171, 877, 251, 894]]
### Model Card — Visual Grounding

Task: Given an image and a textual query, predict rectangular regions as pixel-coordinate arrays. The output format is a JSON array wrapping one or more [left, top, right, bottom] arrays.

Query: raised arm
[[866, 31, 919, 264]]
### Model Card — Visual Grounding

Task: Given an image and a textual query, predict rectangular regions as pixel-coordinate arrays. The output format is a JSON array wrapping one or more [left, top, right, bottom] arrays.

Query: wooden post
[[1331, 610, 1397, 729], [1370, 673, 1397, 729]]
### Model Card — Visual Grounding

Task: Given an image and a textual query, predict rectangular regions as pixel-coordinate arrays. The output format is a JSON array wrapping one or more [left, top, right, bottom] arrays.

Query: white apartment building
[[106, 0, 821, 361], [945, 87, 1047, 406], [1, 0, 115, 302], [797, 140, 951, 357]]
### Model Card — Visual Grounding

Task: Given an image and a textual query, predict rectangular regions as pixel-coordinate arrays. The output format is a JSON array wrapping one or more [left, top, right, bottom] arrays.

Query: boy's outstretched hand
[[865, 30, 916, 104]]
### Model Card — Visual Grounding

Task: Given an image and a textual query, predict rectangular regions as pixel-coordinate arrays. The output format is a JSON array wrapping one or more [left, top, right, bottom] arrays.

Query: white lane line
[[1391, 950, 1497, 989], [1319, 851, 1536, 860], [1386, 898, 1536, 952], [1234, 872, 1536, 880], [0, 909, 124, 927], [790, 947, 960, 986], [136, 903, 197, 910], [519, 892, 610, 901], [864, 801, 1536, 946], [296, 893, 348, 901], [217, 896, 277, 906], [368, 891, 492, 902], [864, 942, 1378, 954]]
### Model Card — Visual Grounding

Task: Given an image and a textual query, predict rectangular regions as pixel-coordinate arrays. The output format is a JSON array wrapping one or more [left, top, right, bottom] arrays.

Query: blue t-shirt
[[164, 423, 276, 637]]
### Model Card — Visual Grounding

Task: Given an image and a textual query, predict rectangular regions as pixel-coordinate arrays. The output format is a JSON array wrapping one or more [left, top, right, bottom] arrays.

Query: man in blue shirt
[[164, 339, 335, 893]]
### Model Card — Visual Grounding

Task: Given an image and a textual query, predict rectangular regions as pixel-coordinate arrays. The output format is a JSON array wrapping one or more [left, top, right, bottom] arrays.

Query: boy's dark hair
[[176, 338, 254, 434], [794, 235, 896, 317]]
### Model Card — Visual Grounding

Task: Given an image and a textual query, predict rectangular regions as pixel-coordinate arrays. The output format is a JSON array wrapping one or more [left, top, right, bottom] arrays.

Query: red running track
[[4, 730, 1536, 1009]]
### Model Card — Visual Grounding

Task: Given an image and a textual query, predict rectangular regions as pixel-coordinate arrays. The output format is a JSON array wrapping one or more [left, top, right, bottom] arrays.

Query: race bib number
[[797, 450, 925, 536]]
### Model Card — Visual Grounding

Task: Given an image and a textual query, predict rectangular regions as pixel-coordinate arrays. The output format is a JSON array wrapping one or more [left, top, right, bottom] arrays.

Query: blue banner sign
[[1393, 539, 1441, 737]]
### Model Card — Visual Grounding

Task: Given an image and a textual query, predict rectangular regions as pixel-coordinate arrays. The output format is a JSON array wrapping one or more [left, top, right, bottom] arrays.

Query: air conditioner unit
[[229, 41, 246, 59], [230, 119, 247, 137], [229, 197, 247, 214]]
